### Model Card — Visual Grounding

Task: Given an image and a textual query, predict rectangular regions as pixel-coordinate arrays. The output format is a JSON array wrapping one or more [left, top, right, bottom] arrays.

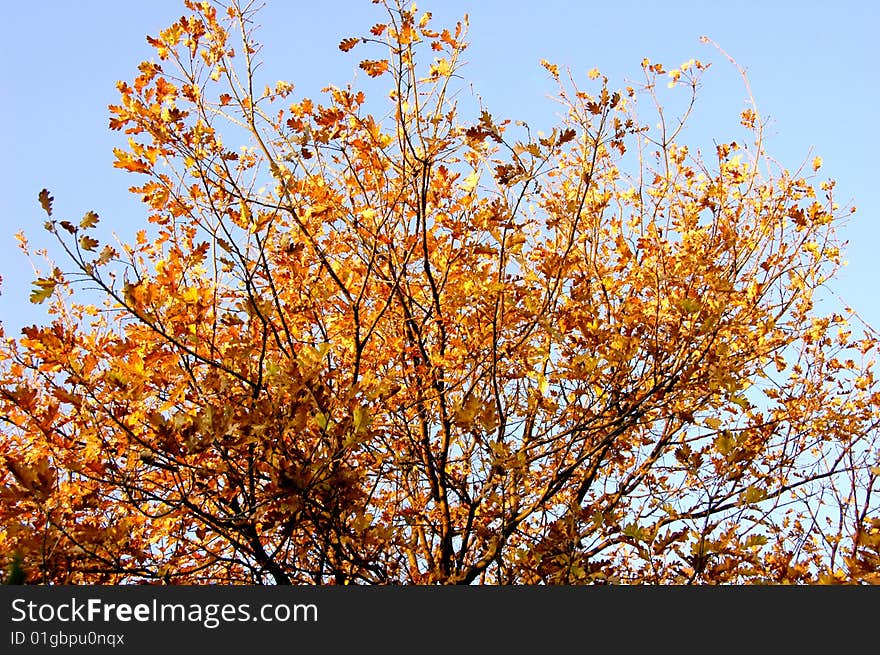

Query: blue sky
[[2, 0, 878, 333]]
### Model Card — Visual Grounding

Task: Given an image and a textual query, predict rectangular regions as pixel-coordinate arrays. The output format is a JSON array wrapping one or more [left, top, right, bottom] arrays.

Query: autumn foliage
[[2, 0, 879, 584]]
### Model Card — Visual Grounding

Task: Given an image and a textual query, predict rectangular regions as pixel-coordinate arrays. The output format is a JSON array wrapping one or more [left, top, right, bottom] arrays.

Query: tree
[[1, 0, 878, 585]]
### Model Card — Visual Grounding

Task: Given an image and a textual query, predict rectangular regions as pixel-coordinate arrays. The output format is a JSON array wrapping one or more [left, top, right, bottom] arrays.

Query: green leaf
[[80, 211, 99, 229], [744, 534, 768, 548], [4, 552, 26, 585], [741, 485, 767, 505], [353, 406, 371, 434], [679, 297, 701, 314], [623, 523, 650, 542], [714, 431, 735, 457], [315, 412, 329, 430], [730, 394, 750, 410], [29, 278, 57, 304]]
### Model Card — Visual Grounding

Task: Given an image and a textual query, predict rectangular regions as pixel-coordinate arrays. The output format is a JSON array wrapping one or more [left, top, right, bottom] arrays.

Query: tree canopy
[[2, 0, 878, 584]]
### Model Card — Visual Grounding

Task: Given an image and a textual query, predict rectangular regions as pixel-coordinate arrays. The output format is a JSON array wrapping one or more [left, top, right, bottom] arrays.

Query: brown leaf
[[38, 189, 53, 216], [79, 236, 99, 251]]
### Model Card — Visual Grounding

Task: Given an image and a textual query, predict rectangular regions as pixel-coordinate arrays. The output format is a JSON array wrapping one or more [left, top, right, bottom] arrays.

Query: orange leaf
[[339, 37, 359, 52], [113, 148, 150, 174], [359, 59, 389, 78]]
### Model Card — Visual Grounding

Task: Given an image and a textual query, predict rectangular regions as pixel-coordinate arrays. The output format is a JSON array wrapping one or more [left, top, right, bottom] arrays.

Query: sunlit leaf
[[338, 37, 359, 52], [80, 211, 99, 229], [29, 278, 56, 304], [3, 0, 876, 588], [359, 59, 389, 77]]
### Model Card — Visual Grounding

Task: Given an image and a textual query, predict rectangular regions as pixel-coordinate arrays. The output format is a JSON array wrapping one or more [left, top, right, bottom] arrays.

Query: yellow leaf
[[453, 395, 482, 428], [29, 278, 57, 304], [353, 406, 371, 434], [315, 412, 329, 430], [80, 211, 100, 229], [429, 58, 451, 78], [538, 373, 549, 396], [461, 170, 480, 192], [540, 59, 559, 78]]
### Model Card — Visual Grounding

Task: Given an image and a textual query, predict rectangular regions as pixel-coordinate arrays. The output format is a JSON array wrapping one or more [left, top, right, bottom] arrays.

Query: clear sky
[[2, 0, 878, 334]]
